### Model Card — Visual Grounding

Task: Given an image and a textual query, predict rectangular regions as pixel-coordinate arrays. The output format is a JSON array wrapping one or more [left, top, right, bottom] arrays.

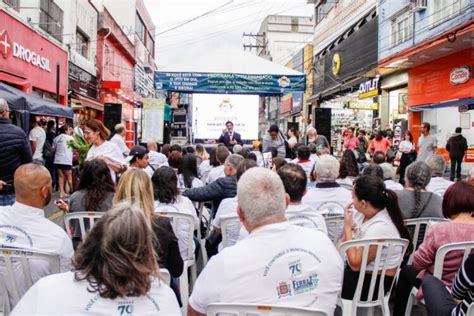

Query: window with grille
[[432, 0, 467, 26], [76, 29, 89, 59], [3, 0, 19, 11], [391, 11, 413, 46], [135, 13, 145, 43]]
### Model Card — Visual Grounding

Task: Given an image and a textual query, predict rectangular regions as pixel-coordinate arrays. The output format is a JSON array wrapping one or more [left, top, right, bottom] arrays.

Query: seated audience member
[[294, 145, 313, 179], [317, 146, 331, 156], [126, 145, 151, 175], [195, 144, 209, 161], [422, 253, 474, 316], [362, 164, 384, 179], [372, 150, 386, 164], [232, 144, 243, 155], [337, 149, 359, 190], [278, 164, 327, 233], [393, 181, 474, 316], [11, 202, 181, 315], [198, 148, 217, 181], [178, 154, 203, 191], [396, 162, 443, 219], [380, 162, 404, 191], [271, 157, 287, 171], [0, 164, 73, 306], [206, 146, 229, 184], [147, 141, 168, 170], [302, 155, 352, 214], [170, 144, 182, 156], [161, 144, 171, 157], [184, 154, 244, 214], [188, 168, 343, 316], [251, 140, 264, 167], [152, 167, 199, 260], [168, 151, 183, 173], [426, 154, 454, 197], [307, 142, 320, 166], [339, 175, 412, 301], [212, 159, 257, 251], [247, 152, 257, 162]]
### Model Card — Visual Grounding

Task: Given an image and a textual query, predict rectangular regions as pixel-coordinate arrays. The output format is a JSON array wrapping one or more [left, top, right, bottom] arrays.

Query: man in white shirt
[[380, 163, 404, 191], [189, 168, 343, 316], [28, 119, 47, 165], [426, 154, 454, 197], [109, 124, 129, 157], [302, 155, 352, 215], [0, 164, 74, 307], [206, 146, 229, 184], [147, 141, 168, 171]]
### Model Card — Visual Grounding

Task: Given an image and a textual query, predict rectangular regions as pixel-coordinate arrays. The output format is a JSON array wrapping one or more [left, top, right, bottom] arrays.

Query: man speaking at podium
[[218, 121, 242, 151]]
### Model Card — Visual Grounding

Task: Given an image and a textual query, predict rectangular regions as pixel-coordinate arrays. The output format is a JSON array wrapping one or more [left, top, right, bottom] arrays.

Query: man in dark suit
[[218, 121, 242, 151]]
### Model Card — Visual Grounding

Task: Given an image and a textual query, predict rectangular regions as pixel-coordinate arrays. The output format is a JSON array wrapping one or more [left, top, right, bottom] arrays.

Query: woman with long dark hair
[[178, 154, 203, 190], [337, 149, 360, 189], [398, 131, 416, 185], [12, 202, 181, 315], [339, 175, 412, 301]]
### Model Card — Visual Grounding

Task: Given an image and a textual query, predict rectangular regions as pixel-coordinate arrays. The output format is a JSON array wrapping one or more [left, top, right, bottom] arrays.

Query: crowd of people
[[0, 98, 473, 316]]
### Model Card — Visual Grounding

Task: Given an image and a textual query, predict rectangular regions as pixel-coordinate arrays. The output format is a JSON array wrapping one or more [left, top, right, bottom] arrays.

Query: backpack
[[43, 141, 54, 160]]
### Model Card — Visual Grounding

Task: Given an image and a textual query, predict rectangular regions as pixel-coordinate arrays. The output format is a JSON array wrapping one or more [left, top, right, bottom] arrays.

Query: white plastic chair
[[467, 303, 474, 316], [323, 215, 344, 245], [196, 202, 213, 267], [316, 201, 345, 216], [0, 248, 60, 315], [405, 241, 474, 316], [63, 212, 105, 240], [159, 268, 171, 286], [207, 303, 327, 315], [154, 210, 196, 315], [338, 238, 410, 316], [220, 215, 241, 250], [403, 217, 448, 264]]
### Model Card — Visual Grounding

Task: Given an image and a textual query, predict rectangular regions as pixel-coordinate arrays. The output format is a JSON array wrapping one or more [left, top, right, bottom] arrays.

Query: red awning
[[73, 93, 104, 111], [0, 71, 31, 90]]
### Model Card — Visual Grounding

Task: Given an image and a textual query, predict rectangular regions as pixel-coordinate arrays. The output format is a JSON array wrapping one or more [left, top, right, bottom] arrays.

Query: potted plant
[[68, 132, 91, 192]]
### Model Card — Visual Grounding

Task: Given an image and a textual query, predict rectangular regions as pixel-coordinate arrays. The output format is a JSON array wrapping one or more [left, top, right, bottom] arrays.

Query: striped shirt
[[451, 254, 474, 316]]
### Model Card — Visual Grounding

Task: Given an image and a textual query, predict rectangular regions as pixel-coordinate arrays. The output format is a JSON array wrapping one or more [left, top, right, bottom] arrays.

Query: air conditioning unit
[[411, 0, 427, 11]]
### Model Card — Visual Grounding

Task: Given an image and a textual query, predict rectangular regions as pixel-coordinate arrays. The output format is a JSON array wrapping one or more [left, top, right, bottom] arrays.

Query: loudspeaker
[[313, 108, 331, 144], [103, 103, 122, 135]]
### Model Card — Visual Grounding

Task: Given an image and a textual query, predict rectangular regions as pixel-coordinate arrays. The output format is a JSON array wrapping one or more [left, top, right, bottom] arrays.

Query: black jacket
[[0, 118, 32, 194], [218, 132, 243, 151], [446, 134, 468, 159], [183, 175, 237, 212]]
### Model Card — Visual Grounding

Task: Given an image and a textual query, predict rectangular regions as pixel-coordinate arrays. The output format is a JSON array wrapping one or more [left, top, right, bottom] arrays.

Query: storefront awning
[[71, 93, 104, 111], [408, 97, 474, 112], [0, 83, 73, 118]]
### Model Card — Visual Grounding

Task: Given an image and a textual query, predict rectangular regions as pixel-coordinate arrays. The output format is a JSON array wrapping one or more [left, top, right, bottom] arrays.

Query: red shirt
[[369, 138, 391, 155]]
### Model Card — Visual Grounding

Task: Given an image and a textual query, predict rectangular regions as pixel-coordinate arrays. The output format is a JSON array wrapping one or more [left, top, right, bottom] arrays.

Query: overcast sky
[[143, 0, 313, 68]]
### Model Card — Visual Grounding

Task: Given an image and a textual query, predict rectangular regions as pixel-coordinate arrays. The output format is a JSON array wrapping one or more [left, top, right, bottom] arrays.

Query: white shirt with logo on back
[[0, 202, 74, 307], [384, 180, 404, 191], [28, 126, 46, 160], [11, 271, 181, 316], [286, 204, 327, 234], [426, 177, 454, 197], [86, 141, 125, 182], [52, 134, 74, 165], [302, 184, 352, 215], [206, 165, 225, 184], [189, 222, 343, 316]]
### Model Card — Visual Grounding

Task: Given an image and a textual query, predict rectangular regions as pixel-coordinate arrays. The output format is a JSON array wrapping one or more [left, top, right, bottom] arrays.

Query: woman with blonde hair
[[11, 201, 181, 315]]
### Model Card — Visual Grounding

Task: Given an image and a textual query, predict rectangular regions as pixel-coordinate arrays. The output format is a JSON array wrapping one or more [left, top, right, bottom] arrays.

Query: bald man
[[110, 123, 130, 157], [0, 164, 73, 304]]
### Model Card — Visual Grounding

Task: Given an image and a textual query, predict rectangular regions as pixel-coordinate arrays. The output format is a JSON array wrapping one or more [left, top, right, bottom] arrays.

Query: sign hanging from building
[[142, 98, 164, 143], [358, 75, 381, 99], [349, 101, 379, 110], [450, 66, 470, 85], [154, 72, 306, 95]]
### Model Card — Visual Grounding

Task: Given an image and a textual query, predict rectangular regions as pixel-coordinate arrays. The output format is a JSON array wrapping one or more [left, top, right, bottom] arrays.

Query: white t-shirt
[[11, 271, 181, 316], [213, 197, 240, 250], [52, 134, 74, 165], [286, 204, 327, 234], [198, 160, 212, 181], [302, 184, 352, 215], [417, 134, 438, 162], [154, 196, 199, 260], [189, 222, 343, 315], [384, 180, 404, 191], [28, 126, 46, 160], [0, 202, 74, 307], [177, 174, 204, 191], [148, 151, 168, 170], [86, 141, 125, 182], [206, 165, 225, 184], [426, 177, 454, 197], [352, 209, 402, 270], [296, 161, 314, 180], [109, 133, 129, 156], [399, 140, 414, 153]]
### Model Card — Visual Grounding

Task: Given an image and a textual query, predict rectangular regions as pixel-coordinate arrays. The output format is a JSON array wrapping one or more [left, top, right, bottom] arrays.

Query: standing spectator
[[188, 168, 343, 316], [84, 119, 125, 182], [306, 126, 329, 150], [426, 154, 454, 197], [396, 162, 443, 219], [0, 99, 32, 206], [446, 127, 468, 182], [11, 202, 181, 315], [52, 124, 74, 198], [109, 124, 130, 157], [29, 118, 47, 165], [398, 131, 416, 185], [163, 97, 173, 145], [0, 164, 73, 307], [417, 122, 437, 162], [45, 120, 56, 187], [369, 130, 392, 157], [357, 130, 368, 163], [287, 128, 299, 148], [343, 127, 360, 151], [262, 125, 286, 158]]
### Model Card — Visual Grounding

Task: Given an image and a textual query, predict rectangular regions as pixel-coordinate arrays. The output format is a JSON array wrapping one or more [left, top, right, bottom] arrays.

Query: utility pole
[[242, 32, 268, 58]]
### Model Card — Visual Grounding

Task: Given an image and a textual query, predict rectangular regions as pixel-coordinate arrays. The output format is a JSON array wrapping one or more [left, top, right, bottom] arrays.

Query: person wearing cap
[[262, 125, 286, 158], [126, 146, 151, 176], [251, 140, 264, 167], [0, 98, 32, 206], [29, 118, 47, 165]]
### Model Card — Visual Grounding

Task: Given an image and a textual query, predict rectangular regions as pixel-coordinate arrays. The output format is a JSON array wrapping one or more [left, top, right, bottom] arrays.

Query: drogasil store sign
[[0, 29, 51, 72]]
